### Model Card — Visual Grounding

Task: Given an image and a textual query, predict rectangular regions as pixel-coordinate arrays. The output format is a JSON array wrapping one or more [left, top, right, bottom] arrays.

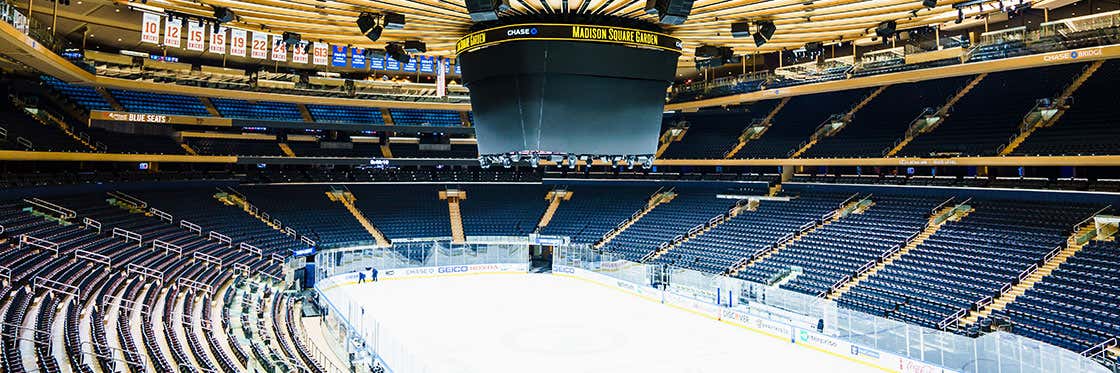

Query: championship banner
[[270, 35, 286, 61], [370, 53, 385, 70], [163, 18, 181, 48], [455, 23, 683, 55], [141, 13, 161, 44], [230, 29, 247, 56], [312, 42, 329, 65], [436, 58, 446, 97], [384, 56, 401, 70], [331, 45, 348, 67], [251, 32, 269, 59], [208, 25, 226, 55], [292, 41, 309, 64], [351, 48, 367, 69], [186, 21, 205, 51], [419, 55, 435, 73]]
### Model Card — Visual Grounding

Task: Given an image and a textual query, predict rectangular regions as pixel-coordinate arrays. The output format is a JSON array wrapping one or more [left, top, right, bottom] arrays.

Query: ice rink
[[322, 273, 882, 373]]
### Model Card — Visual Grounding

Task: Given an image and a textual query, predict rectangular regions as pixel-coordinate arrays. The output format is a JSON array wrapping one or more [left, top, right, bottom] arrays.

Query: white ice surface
[[323, 274, 881, 373]]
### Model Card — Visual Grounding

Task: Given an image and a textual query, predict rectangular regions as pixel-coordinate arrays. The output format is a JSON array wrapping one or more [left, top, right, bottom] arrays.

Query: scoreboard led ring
[[456, 24, 683, 55]]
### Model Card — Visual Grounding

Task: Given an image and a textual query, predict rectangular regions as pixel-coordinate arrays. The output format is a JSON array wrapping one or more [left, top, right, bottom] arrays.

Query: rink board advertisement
[[318, 263, 528, 290], [552, 265, 956, 373]]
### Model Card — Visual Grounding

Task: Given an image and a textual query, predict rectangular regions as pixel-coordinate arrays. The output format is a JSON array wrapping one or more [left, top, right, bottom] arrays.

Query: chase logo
[[799, 330, 809, 342], [438, 265, 469, 274], [507, 28, 538, 36]]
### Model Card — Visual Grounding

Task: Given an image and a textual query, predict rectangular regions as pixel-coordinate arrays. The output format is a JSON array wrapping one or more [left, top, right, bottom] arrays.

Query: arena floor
[[321, 273, 881, 373]]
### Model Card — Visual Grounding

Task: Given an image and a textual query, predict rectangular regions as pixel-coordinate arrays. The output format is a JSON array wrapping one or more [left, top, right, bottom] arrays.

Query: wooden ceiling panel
[[61, 0, 1005, 57]]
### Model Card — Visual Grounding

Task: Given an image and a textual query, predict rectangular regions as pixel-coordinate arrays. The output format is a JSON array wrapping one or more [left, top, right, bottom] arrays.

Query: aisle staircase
[[180, 143, 199, 155], [727, 196, 866, 276], [215, 188, 282, 230], [95, 87, 124, 111], [199, 97, 222, 117], [593, 189, 677, 249], [768, 184, 782, 197], [278, 143, 296, 157], [998, 60, 1105, 156], [826, 202, 972, 300], [326, 187, 391, 247], [536, 189, 573, 229], [38, 111, 99, 152], [654, 126, 688, 158], [790, 85, 889, 158], [958, 223, 1098, 325], [380, 109, 395, 125], [440, 189, 467, 243], [886, 74, 987, 157], [725, 97, 790, 158], [296, 103, 314, 122], [641, 200, 753, 262]]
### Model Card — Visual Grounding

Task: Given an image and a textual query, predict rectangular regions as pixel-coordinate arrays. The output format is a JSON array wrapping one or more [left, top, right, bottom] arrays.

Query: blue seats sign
[[403, 57, 418, 72], [331, 45, 348, 67]]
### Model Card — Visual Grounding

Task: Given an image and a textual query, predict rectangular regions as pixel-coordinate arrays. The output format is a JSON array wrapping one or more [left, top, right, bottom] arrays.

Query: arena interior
[[0, 0, 1119, 371]]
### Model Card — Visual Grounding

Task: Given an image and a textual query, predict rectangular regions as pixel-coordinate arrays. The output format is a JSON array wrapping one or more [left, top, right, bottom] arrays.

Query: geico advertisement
[[378, 263, 522, 278]]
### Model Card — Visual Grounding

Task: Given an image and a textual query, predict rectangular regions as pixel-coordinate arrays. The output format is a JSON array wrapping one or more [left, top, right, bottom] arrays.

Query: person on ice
[[357, 271, 366, 283], [372, 267, 379, 282]]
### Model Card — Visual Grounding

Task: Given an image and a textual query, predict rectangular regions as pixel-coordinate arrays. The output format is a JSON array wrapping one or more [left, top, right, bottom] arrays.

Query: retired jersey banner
[[230, 29, 247, 56], [163, 18, 181, 48], [251, 32, 269, 59], [186, 22, 205, 51], [270, 35, 286, 61], [351, 48, 367, 69], [436, 58, 446, 97], [292, 41, 309, 64], [312, 42, 329, 65], [141, 13, 161, 44], [209, 25, 226, 54]]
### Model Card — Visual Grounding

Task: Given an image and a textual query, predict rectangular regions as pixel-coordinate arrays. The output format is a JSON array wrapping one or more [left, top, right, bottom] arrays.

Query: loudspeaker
[[357, 13, 383, 42], [465, 0, 510, 22], [875, 20, 896, 38], [731, 22, 751, 38], [385, 43, 411, 64], [756, 20, 776, 40], [403, 40, 426, 53], [753, 33, 768, 47], [651, 0, 695, 25], [383, 12, 405, 30], [213, 7, 235, 23], [923, 0, 937, 8], [282, 32, 301, 46], [695, 45, 721, 58]]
